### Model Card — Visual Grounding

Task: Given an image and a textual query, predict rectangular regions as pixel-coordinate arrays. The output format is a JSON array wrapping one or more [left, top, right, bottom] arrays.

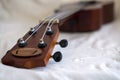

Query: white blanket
[[0, 0, 120, 80]]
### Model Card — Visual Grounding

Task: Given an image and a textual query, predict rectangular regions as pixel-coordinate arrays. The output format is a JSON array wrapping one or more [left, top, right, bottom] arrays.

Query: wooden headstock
[[2, 19, 68, 69]]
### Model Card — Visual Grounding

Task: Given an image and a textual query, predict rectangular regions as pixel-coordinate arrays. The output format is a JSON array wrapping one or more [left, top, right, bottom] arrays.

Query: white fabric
[[0, 0, 120, 80]]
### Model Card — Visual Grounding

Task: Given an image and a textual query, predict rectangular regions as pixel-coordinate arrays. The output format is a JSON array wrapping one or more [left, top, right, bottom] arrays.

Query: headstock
[[2, 19, 68, 69]]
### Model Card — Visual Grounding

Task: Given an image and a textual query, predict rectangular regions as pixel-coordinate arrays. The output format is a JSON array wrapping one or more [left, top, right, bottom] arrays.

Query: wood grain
[[57, 1, 114, 32], [2, 23, 59, 68]]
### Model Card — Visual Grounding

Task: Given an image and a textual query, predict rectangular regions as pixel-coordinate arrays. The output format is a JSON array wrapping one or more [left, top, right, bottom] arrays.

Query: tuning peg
[[46, 27, 54, 35], [56, 39, 68, 48], [29, 28, 36, 35], [38, 40, 47, 48], [52, 51, 62, 62], [18, 38, 27, 47]]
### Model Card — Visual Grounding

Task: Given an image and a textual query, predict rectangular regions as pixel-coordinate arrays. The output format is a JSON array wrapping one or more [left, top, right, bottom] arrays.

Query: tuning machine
[[51, 51, 62, 62], [38, 39, 47, 48], [18, 38, 27, 47], [56, 39, 68, 48], [46, 27, 54, 35], [29, 27, 36, 35], [51, 39, 68, 62]]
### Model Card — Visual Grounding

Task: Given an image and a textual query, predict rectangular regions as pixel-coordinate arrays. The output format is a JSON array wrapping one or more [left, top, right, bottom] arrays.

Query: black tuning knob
[[18, 38, 27, 47], [52, 51, 62, 62], [46, 28, 54, 35], [29, 28, 36, 35], [56, 39, 68, 48], [19, 42, 27, 47], [38, 40, 47, 48]]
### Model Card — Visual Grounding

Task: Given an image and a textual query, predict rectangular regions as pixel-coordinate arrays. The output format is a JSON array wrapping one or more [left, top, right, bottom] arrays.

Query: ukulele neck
[[47, 1, 98, 25]]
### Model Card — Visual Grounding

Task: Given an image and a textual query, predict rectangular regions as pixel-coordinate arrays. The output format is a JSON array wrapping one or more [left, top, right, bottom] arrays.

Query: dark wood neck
[[48, 1, 98, 26], [58, 1, 96, 18]]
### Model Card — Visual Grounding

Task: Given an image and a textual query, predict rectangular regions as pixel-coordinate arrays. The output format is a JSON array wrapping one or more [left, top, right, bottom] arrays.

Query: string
[[23, 13, 60, 42], [39, 11, 71, 42], [22, 10, 79, 43], [24, 18, 50, 42], [40, 19, 54, 41], [40, 18, 58, 41], [24, 15, 57, 42], [23, 2, 88, 43], [24, 12, 65, 43]]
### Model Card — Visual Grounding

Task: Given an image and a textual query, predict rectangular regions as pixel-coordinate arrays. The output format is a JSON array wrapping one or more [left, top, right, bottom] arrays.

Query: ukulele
[[55, 1, 114, 32], [2, 19, 68, 69], [1, 1, 114, 69]]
